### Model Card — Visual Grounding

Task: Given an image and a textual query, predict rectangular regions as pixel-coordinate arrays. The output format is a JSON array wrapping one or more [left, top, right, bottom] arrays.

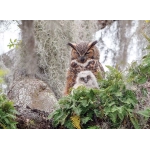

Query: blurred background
[[0, 20, 149, 111]]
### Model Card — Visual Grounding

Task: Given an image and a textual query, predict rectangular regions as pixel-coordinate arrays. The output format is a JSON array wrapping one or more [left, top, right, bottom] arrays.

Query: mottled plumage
[[64, 40, 104, 95]]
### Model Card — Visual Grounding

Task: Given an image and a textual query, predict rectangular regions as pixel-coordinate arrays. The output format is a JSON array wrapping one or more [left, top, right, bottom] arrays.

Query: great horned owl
[[73, 71, 99, 89], [71, 71, 99, 95], [64, 40, 104, 95]]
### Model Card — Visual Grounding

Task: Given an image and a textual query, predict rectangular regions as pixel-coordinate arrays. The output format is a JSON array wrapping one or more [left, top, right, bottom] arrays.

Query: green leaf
[[10, 123, 17, 129], [138, 108, 150, 118], [104, 107, 111, 115], [111, 105, 118, 113], [6, 114, 16, 119], [109, 112, 117, 123], [60, 113, 68, 125], [108, 102, 115, 107], [4, 117, 9, 124], [64, 119, 75, 129], [87, 125, 100, 129], [89, 89, 95, 98], [115, 92, 122, 97], [81, 116, 92, 124], [129, 113, 140, 129], [81, 100, 88, 107], [124, 98, 136, 105], [137, 76, 147, 84], [73, 107, 82, 116], [52, 110, 64, 123], [94, 109, 101, 117], [118, 113, 124, 121], [10, 39, 12, 43]]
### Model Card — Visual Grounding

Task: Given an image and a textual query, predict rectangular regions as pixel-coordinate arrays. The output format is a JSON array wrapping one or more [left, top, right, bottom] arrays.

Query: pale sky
[[0, 22, 20, 55]]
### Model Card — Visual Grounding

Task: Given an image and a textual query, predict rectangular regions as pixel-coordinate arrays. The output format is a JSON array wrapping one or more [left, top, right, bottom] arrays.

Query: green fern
[[0, 94, 18, 129], [0, 69, 18, 129]]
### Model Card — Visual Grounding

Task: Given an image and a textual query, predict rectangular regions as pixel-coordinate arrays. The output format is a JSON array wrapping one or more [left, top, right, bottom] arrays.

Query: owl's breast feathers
[[64, 59, 105, 95], [70, 59, 105, 78]]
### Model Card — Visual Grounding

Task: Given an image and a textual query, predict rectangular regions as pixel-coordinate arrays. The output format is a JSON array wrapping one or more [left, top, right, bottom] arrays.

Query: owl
[[64, 40, 104, 95], [71, 71, 99, 95], [73, 70, 99, 90]]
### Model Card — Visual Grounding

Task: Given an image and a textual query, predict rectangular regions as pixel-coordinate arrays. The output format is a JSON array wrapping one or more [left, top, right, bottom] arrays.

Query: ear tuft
[[68, 42, 76, 50], [88, 40, 98, 50]]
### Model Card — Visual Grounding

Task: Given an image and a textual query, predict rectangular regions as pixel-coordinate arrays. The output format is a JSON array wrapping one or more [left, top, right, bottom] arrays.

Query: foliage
[[98, 66, 139, 128], [126, 33, 150, 95], [126, 33, 150, 85], [127, 33, 150, 127], [49, 65, 141, 129], [49, 86, 101, 129], [0, 69, 18, 129], [0, 94, 18, 129], [138, 108, 150, 118], [7, 39, 21, 49]]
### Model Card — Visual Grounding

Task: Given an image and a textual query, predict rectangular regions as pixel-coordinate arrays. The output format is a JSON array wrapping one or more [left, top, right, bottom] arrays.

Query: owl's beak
[[79, 56, 85, 63], [84, 78, 88, 83]]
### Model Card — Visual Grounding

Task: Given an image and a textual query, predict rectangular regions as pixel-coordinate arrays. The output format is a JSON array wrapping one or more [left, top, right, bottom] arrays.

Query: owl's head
[[68, 41, 100, 63], [75, 70, 99, 88]]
